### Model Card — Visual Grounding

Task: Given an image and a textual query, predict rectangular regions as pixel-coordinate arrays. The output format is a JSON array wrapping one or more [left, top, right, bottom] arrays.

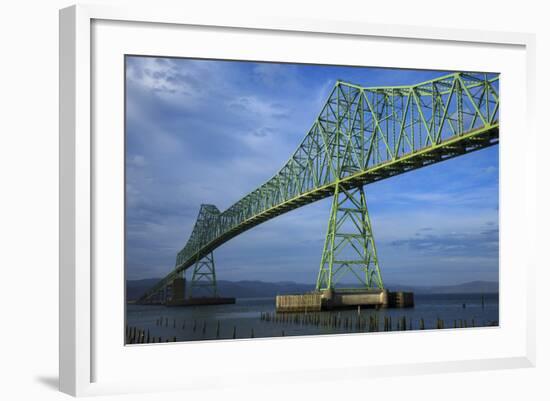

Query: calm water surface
[[126, 293, 498, 343]]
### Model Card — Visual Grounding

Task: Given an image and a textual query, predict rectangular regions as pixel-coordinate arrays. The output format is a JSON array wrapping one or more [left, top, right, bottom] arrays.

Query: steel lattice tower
[[189, 252, 218, 297], [316, 184, 383, 291]]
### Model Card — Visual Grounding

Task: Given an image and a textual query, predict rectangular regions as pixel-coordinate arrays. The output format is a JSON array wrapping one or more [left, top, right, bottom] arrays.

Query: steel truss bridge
[[138, 71, 499, 303]]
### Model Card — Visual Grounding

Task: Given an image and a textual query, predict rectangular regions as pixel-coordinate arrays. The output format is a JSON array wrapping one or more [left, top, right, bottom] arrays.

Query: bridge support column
[[165, 277, 186, 305], [316, 183, 384, 291], [189, 252, 218, 298]]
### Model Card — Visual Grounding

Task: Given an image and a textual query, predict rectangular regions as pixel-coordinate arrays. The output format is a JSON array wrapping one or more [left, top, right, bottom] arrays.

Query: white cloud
[[314, 79, 335, 110], [126, 57, 221, 110], [227, 95, 288, 118], [129, 154, 147, 167], [252, 63, 299, 88]]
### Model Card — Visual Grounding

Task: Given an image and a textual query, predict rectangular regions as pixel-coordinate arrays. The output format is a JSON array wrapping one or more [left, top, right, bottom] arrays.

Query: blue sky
[[125, 56, 499, 287]]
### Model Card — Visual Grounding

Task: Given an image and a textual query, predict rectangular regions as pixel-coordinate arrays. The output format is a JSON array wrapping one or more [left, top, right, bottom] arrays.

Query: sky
[[125, 56, 499, 287]]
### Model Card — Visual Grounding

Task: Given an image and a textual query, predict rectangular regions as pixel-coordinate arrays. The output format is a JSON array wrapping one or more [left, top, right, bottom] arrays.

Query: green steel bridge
[[138, 71, 499, 303]]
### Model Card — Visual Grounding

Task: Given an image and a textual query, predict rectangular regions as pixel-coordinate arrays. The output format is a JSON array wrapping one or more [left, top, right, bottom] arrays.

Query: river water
[[126, 293, 498, 343]]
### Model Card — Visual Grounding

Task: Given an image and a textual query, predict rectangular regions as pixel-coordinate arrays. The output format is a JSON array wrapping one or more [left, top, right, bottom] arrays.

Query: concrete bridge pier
[[275, 288, 414, 312], [320, 288, 390, 309]]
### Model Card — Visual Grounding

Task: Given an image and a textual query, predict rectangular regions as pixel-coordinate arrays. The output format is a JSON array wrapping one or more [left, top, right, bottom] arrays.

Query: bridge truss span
[[139, 71, 499, 303]]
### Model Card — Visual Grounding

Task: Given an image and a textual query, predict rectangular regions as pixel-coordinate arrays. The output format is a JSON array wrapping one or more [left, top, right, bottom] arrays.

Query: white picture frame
[[59, 4, 536, 397]]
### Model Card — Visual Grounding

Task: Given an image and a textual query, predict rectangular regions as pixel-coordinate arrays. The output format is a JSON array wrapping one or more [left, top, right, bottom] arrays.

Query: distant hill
[[411, 280, 499, 294], [125, 279, 313, 301], [126, 278, 162, 301], [126, 278, 498, 301]]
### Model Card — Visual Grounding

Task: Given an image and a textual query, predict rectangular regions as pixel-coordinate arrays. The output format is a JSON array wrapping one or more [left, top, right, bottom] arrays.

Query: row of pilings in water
[[260, 311, 479, 332], [152, 316, 258, 340], [126, 325, 178, 344], [126, 312, 491, 344]]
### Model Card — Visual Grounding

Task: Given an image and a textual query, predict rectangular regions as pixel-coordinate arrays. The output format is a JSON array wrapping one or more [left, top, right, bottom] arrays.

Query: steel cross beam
[[139, 72, 499, 302]]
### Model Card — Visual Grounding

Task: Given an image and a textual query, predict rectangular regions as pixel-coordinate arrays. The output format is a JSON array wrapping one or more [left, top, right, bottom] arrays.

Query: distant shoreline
[[126, 279, 499, 302]]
